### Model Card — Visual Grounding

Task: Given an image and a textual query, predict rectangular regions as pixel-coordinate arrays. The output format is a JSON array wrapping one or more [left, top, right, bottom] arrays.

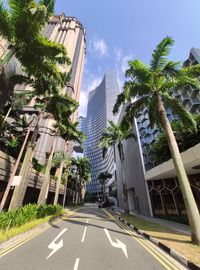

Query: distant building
[[80, 71, 120, 198]]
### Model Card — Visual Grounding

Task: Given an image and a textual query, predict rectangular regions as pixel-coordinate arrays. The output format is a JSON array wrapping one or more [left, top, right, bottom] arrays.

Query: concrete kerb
[[0, 208, 80, 254], [117, 216, 200, 270]]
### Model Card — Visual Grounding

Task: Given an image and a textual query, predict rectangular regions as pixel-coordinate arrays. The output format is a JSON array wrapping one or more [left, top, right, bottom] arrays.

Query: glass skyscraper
[[81, 71, 120, 196]]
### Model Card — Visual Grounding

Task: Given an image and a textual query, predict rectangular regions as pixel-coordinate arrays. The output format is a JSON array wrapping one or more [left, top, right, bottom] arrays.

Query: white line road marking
[[104, 228, 128, 258], [81, 219, 89, 243], [74, 258, 80, 270], [46, 228, 68, 260]]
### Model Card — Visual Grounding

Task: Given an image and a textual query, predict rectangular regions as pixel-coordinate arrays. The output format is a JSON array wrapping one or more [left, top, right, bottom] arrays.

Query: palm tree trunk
[[9, 115, 40, 209], [3, 107, 12, 124], [119, 143, 129, 214], [121, 156, 129, 215], [62, 173, 69, 208], [156, 94, 200, 244], [78, 178, 82, 203], [37, 134, 57, 205], [53, 142, 67, 205], [0, 127, 31, 212], [53, 161, 64, 206]]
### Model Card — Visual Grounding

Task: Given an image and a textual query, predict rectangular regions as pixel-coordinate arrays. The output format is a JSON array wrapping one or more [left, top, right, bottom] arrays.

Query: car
[[98, 200, 112, 208]]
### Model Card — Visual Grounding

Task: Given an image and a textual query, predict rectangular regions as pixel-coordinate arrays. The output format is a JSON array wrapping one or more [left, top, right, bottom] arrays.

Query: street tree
[[100, 121, 135, 214], [97, 171, 112, 202], [113, 36, 200, 244]]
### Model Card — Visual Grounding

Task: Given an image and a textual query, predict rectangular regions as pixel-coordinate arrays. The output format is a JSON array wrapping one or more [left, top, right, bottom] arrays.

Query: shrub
[[0, 204, 63, 230]]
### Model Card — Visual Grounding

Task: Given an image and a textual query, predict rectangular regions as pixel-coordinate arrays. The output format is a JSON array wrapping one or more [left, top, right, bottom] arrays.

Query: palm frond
[[148, 95, 160, 128], [113, 92, 126, 114], [180, 64, 200, 78], [0, 1, 13, 41], [162, 61, 181, 77], [150, 36, 174, 71], [162, 93, 197, 131], [126, 60, 152, 83], [124, 95, 151, 123], [175, 76, 200, 91]]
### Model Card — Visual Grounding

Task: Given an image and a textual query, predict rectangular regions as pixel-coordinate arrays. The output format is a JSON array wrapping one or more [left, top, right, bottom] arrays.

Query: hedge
[[0, 204, 62, 230]]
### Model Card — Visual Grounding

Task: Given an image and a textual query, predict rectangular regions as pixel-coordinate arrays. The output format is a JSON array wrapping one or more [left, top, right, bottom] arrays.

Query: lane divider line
[[0, 225, 51, 258], [102, 209, 181, 270], [81, 218, 89, 243], [74, 258, 80, 270], [0, 208, 81, 258]]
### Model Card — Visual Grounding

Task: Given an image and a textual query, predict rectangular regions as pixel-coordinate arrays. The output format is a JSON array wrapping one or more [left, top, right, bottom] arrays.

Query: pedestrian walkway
[[114, 207, 191, 236]]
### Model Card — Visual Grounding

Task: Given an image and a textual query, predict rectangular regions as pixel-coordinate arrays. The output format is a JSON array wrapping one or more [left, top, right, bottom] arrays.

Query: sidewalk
[[114, 207, 191, 235]]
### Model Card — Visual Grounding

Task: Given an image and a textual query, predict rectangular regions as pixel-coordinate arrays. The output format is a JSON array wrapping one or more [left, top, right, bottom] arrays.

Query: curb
[[118, 216, 200, 270]]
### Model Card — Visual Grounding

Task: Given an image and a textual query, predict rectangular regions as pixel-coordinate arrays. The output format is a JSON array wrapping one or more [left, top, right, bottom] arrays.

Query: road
[[0, 204, 187, 270]]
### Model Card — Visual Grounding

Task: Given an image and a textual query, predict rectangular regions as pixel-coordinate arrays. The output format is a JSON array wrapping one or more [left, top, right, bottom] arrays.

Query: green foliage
[[100, 120, 135, 160], [0, 204, 62, 230], [98, 171, 112, 185], [32, 158, 46, 173], [151, 116, 200, 164], [72, 157, 91, 183], [113, 37, 200, 132]]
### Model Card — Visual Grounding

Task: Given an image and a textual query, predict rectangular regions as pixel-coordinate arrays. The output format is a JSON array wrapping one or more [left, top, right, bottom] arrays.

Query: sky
[[54, 0, 200, 116], [4, 0, 200, 116]]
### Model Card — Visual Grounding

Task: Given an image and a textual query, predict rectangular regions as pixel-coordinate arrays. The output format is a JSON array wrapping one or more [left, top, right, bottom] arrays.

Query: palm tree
[[72, 157, 91, 204], [113, 36, 200, 244], [52, 151, 72, 206], [8, 76, 71, 210], [99, 121, 135, 214], [52, 123, 86, 206], [97, 171, 112, 202], [0, 0, 69, 109], [37, 94, 86, 206]]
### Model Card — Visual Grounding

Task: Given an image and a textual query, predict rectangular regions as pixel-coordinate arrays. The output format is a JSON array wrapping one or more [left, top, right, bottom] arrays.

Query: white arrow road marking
[[104, 228, 128, 258], [74, 258, 80, 270], [81, 219, 89, 243], [46, 228, 68, 260]]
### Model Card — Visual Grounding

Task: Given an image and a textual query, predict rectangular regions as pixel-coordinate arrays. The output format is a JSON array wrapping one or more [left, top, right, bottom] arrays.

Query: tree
[[52, 151, 72, 206], [8, 77, 71, 210], [151, 116, 200, 165], [113, 36, 200, 244], [72, 157, 91, 204], [99, 121, 135, 214], [97, 171, 112, 202], [37, 95, 81, 206], [0, 0, 69, 109]]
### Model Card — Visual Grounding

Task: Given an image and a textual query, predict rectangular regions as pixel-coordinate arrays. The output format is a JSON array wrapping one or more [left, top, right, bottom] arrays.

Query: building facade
[[81, 71, 120, 198], [130, 48, 200, 222], [32, 14, 86, 163]]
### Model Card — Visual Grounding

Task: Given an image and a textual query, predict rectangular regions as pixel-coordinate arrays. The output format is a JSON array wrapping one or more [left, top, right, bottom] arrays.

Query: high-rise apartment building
[[81, 71, 120, 197]]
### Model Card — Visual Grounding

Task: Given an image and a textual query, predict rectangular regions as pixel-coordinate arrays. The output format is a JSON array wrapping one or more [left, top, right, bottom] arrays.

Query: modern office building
[[115, 104, 152, 216], [81, 71, 120, 198], [128, 48, 200, 221]]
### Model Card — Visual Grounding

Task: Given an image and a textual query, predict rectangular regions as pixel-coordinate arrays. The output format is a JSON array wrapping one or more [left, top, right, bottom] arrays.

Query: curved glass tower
[[83, 71, 120, 195]]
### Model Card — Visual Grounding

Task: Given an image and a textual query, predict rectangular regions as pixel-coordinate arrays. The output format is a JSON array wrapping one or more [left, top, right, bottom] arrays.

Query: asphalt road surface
[[0, 204, 187, 270]]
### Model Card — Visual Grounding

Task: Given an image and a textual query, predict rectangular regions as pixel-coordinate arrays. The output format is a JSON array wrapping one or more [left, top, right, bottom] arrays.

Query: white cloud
[[90, 38, 108, 57], [114, 48, 123, 62], [78, 91, 88, 117], [121, 54, 133, 74]]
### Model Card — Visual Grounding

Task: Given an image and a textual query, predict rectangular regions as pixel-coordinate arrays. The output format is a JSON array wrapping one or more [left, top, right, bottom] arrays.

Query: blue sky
[[3, 0, 200, 115], [54, 0, 200, 116]]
